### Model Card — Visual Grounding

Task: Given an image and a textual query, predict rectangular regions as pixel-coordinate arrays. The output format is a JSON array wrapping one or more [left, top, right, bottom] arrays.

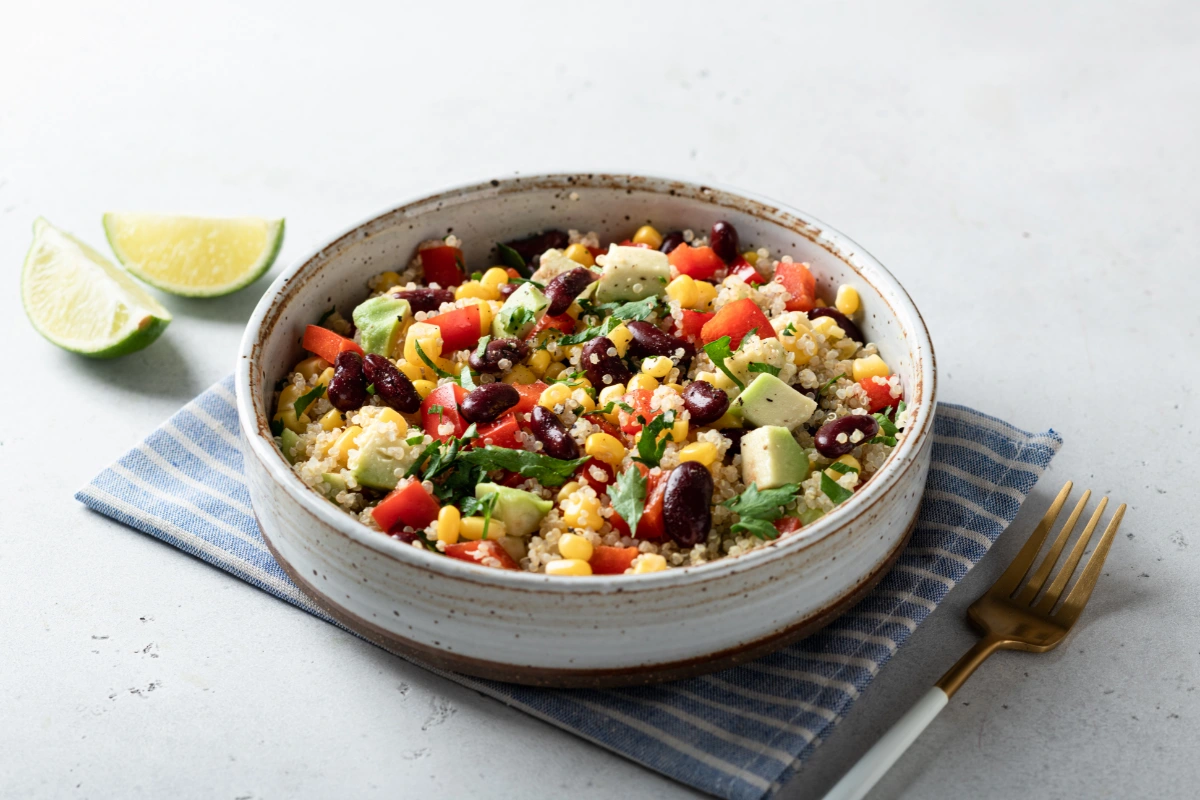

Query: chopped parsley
[[316, 306, 336, 326], [461, 491, 499, 539], [405, 434, 426, 445], [459, 366, 477, 390], [428, 404, 444, 417], [508, 306, 534, 330], [583, 400, 634, 417], [633, 410, 676, 468], [747, 362, 780, 378], [609, 467, 647, 538], [556, 316, 622, 346], [293, 383, 326, 418], [496, 242, 529, 276], [820, 472, 854, 505], [458, 446, 588, 487], [702, 335, 745, 390], [722, 483, 803, 539], [413, 339, 457, 380], [365, 383, 376, 395], [269, 418, 284, 437], [595, 296, 660, 321], [781, 322, 797, 336], [826, 461, 859, 475], [819, 373, 847, 394], [470, 270, 483, 281]]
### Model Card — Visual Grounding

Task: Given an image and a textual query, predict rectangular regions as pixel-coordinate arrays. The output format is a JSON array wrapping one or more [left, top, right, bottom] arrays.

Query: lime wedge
[[22, 218, 172, 358], [102, 212, 285, 297]]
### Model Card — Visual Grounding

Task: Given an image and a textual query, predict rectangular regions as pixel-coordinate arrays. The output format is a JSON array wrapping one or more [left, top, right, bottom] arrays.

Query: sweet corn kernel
[[633, 553, 668, 574], [330, 425, 362, 468], [835, 285, 860, 316], [695, 371, 720, 386], [404, 322, 450, 378], [642, 355, 673, 378], [852, 354, 890, 382], [544, 361, 568, 380], [455, 280, 499, 302], [503, 365, 538, 385], [539, 382, 574, 410], [670, 416, 689, 443], [374, 270, 403, 290], [275, 408, 307, 435], [295, 356, 330, 382], [376, 407, 409, 435], [562, 493, 604, 531], [693, 280, 718, 310], [586, 432, 625, 466], [815, 297, 831, 308], [564, 243, 595, 267], [558, 533, 594, 561], [607, 323, 633, 357], [278, 383, 305, 410], [811, 315, 844, 339], [628, 373, 658, 392], [666, 274, 700, 308], [398, 360, 424, 382], [528, 348, 552, 376], [412, 380, 436, 399], [316, 367, 335, 395], [557, 481, 582, 501], [480, 267, 509, 291], [741, 251, 759, 266], [546, 558, 593, 576], [318, 409, 344, 432], [666, 382, 685, 394], [437, 506, 461, 544], [824, 454, 862, 481], [678, 441, 719, 467], [459, 516, 507, 541], [566, 302, 584, 319], [571, 387, 596, 413], [632, 225, 664, 249], [598, 383, 626, 405]]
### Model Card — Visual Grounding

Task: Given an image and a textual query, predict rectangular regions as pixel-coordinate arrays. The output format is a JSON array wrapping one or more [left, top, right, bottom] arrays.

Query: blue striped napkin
[[76, 376, 1061, 800]]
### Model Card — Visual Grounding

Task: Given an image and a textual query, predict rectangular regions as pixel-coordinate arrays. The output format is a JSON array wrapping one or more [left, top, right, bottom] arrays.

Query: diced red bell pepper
[[372, 479, 440, 533], [427, 305, 481, 352], [498, 470, 528, 488], [667, 243, 724, 281], [609, 467, 667, 541], [302, 324, 363, 363], [700, 298, 776, 349], [573, 457, 615, 495], [679, 309, 715, 343], [529, 312, 576, 339], [475, 413, 522, 450], [586, 245, 606, 259], [774, 517, 803, 536], [773, 261, 816, 312], [444, 540, 519, 570], [617, 239, 651, 249], [590, 546, 641, 575], [419, 245, 467, 288], [505, 267, 522, 280], [618, 389, 660, 435], [859, 376, 901, 414], [512, 382, 549, 426], [421, 383, 468, 442], [730, 256, 764, 286]]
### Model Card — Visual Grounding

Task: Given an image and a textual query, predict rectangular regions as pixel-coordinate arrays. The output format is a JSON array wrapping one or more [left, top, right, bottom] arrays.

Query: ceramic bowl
[[235, 174, 937, 687]]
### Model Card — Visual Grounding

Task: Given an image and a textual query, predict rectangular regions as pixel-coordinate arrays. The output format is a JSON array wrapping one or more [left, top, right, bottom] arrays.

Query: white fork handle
[[822, 687, 949, 800]]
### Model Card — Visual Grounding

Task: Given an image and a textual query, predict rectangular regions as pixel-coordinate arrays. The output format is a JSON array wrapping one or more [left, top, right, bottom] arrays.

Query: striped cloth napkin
[[76, 376, 1061, 800]]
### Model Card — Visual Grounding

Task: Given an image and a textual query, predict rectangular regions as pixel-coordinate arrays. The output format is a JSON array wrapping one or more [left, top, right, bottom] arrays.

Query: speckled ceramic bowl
[[235, 174, 936, 687]]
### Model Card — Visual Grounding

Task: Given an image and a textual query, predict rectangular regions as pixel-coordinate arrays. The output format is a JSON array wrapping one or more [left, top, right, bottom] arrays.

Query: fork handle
[[822, 687, 948, 800]]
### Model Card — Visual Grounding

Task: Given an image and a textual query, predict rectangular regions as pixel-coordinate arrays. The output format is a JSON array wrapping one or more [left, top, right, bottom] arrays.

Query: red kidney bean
[[393, 287, 454, 314], [710, 221, 740, 263], [498, 282, 518, 300], [468, 337, 529, 374], [362, 354, 421, 413], [722, 429, 745, 456], [544, 267, 598, 316], [808, 307, 864, 344], [625, 320, 695, 369], [682, 381, 729, 426], [663, 462, 714, 547], [581, 336, 632, 389], [529, 406, 580, 460], [660, 231, 685, 254], [814, 414, 879, 458], [328, 351, 368, 411], [505, 230, 569, 272], [460, 383, 520, 424]]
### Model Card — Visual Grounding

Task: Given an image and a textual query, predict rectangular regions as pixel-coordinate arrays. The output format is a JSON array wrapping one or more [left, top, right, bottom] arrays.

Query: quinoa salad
[[270, 220, 909, 576]]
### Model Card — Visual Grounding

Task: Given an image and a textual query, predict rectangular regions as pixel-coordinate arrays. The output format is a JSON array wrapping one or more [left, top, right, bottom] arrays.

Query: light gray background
[[2, 1, 1195, 797]]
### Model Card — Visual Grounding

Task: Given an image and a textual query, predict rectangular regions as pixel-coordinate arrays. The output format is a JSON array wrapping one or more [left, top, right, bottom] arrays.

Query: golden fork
[[825, 482, 1126, 800]]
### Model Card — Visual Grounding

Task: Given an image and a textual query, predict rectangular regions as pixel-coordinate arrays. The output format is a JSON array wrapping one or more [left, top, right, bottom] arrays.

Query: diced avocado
[[740, 426, 810, 489], [279, 428, 301, 464], [475, 482, 553, 538], [321, 472, 347, 499], [734, 373, 818, 430], [594, 245, 671, 303], [349, 426, 405, 490], [532, 249, 584, 281], [797, 506, 825, 525], [492, 282, 549, 339], [352, 295, 410, 356]]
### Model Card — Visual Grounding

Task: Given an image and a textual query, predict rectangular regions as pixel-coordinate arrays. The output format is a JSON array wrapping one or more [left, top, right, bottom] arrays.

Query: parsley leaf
[[633, 410, 675, 468], [868, 435, 898, 446], [820, 472, 854, 505], [827, 461, 859, 474], [366, 383, 376, 395], [497, 242, 529, 276], [509, 306, 534, 330], [461, 491, 499, 539], [873, 411, 898, 437], [782, 322, 797, 336], [293, 383, 326, 418], [748, 362, 780, 377], [470, 270, 483, 281], [414, 339, 457, 381], [820, 373, 847, 393], [269, 418, 284, 437], [722, 483, 803, 539], [556, 316, 622, 346], [457, 446, 588, 487], [507, 276, 546, 289], [702, 335, 745, 390], [594, 296, 659, 321], [316, 307, 336, 326], [546, 369, 588, 387], [460, 366, 477, 390], [583, 400, 634, 417], [732, 518, 782, 540], [406, 434, 425, 445], [610, 467, 647, 538]]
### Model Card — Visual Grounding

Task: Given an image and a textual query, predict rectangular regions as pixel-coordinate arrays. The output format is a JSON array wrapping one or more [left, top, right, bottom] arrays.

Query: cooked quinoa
[[271, 221, 909, 576]]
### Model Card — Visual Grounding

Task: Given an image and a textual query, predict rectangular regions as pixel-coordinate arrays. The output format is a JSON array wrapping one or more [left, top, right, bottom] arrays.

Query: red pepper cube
[[667, 243, 724, 281], [427, 305, 481, 352], [302, 324, 362, 363], [590, 546, 641, 575], [859, 376, 902, 414], [730, 257, 764, 286], [773, 261, 816, 312], [474, 413, 522, 450], [699, 298, 776, 349], [419, 245, 467, 288], [678, 309, 715, 343], [421, 383, 468, 442], [372, 479, 440, 534], [444, 540, 519, 570]]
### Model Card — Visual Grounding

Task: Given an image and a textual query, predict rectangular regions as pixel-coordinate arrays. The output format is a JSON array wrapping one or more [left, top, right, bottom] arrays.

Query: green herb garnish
[[414, 339, 457, 381], [470, 270, 483, 281], [406, 434, 425, 445], [609, 467, 647, 538], [461, 491, 499, 539], [556, 316, 622, 346], [819, 373, 847, 393], [316, 307, 336, 326], [782, 323, 797, 336], [826, 461, 859, 474], [633, 410, 675, 468], [594, 296, 660, 322], [820, 472, 854, 505], [428, 404, 444, 416], [366, 383, 376, 395], [722, 483, 803, 540], [269, 418, 284, 437], [748, 362, 781, 377], [293, 383, 326, 418], [457, 446, 588, 487], [702, 335, 745, 390], [497, 242, 528, 276], [583, 400, 634, 417], [460, 366, 477, 390], [873, 411, 898, 437]]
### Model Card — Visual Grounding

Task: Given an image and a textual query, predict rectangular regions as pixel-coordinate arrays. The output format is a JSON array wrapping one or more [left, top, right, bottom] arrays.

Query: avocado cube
[[279, 428, 301, 464], [740, 426, 810, 490], [475, 482, 553, 538], [594, 245, 671, 303], [349, 427, 405, 490], [352, 295, 410, 356], [320, 472, 347, 499], [493, 282, 549, 339], [735, 373, 818, 430]]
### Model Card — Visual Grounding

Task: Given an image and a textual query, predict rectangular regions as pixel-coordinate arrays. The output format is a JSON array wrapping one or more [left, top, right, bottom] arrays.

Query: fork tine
[[1054, 504, 1126, 625], [1033, 497, 1108, 615], [1013, 489, 1091, 605], [992, 481, 1073, 597]]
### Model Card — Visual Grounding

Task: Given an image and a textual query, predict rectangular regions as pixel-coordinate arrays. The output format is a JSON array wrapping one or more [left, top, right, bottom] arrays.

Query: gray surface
[[1, 1, 1195, 797]]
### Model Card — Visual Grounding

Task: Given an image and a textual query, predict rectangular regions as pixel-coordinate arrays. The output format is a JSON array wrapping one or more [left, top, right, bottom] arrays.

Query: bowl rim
[[235, 172, 937, 593]]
